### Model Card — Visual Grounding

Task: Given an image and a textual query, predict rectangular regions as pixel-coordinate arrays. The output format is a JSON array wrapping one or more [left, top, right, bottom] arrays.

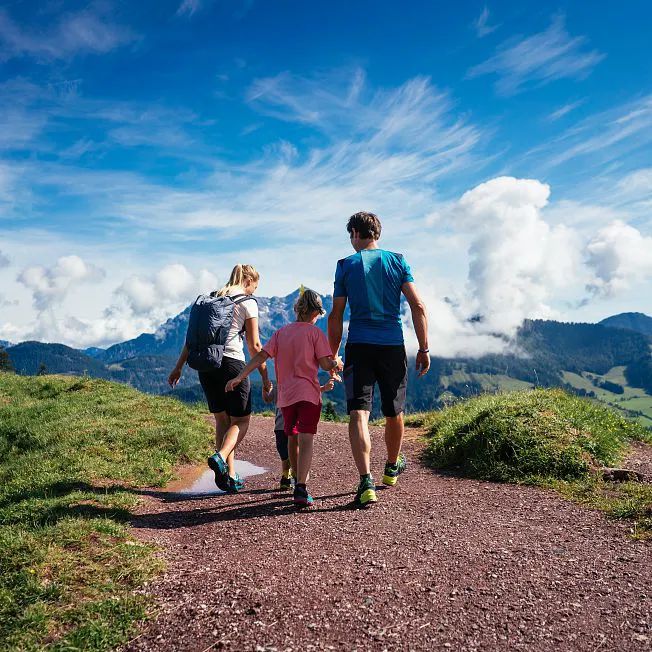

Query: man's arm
[[327, 296, 347, 357], [402, 282, 430, 376]]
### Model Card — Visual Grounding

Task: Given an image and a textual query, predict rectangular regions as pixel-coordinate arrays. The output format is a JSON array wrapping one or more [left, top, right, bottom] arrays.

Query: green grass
[[0, 373, 213, 651], [562, 367, 652, 427], [423, 388, 652, 536]]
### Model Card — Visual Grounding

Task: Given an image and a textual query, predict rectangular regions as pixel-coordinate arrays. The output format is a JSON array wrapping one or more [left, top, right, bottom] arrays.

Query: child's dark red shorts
[[281, 401, 321, 436]]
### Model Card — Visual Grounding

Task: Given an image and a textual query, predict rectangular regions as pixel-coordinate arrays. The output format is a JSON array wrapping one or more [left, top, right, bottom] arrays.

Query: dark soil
[[124, 417, 651, 651]]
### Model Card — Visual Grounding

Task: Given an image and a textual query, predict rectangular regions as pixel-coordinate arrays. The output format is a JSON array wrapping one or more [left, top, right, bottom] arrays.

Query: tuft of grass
[[423, 388, 652, 535], [0, 373, 213, 650]]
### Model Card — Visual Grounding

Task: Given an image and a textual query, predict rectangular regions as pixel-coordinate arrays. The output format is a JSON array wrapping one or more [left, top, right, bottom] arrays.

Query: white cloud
[[473, 7, 499, 38], [468, 15, 604, 95], [454, 176, 582, 336], [541, 95, 652, 170], [0, 6, 136, 62], [547, 100, 583, 121], [176, 0, 203, 16], [17, 255, 105, 312], [585, 220, 652, 298], [116, 263, 218, 316], [0, 249, 9, 268]]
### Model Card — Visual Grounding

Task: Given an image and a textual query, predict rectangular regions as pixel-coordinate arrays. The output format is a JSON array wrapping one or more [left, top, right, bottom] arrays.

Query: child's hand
[[333, 356, 344, 372], [321, 379, 335, 393], [262, 382, 274, 403], [225, 376, 242, 392]]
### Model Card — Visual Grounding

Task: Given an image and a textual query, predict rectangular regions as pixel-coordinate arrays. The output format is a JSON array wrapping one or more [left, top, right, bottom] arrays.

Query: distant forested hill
[[7, 342, 111, 377], [600, 312, 652, 338]]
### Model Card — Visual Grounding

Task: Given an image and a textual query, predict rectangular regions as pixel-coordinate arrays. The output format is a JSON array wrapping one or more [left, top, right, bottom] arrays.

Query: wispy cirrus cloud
[[473, 6, 499, 38], [0, 5, 137, 63], [468, 15, 604, 95], [534, 94, 652, 173], [547, 100, 583, 122]]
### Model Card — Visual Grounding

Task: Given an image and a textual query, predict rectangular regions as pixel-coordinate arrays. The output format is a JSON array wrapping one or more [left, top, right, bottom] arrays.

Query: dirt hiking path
[[125, 417, 651, 651]]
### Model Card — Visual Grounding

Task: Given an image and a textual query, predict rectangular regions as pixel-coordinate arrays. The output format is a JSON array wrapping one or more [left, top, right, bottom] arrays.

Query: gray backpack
[[185, 293, 256, 372]]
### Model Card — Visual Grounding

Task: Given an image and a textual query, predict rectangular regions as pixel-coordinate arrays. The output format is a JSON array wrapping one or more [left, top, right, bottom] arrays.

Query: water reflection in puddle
[[170, 460, 268, 495]]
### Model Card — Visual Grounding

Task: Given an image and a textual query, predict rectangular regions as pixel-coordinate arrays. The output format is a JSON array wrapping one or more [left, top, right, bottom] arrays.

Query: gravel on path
[[124, 417, 651, 652]]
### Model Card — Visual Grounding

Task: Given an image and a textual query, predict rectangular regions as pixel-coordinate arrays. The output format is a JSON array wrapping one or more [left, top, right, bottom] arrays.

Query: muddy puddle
[[164, 460, 268, 495]]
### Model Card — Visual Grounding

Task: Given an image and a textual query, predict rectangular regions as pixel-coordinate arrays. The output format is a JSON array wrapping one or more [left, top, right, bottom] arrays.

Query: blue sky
[[0, 0, 651, 353]]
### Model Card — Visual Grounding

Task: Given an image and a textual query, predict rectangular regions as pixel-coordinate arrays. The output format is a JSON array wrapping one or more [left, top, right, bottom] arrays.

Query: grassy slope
[[0, 373, 213, 651], [423, 389, 652, 537], [562, 366, 652, 428]]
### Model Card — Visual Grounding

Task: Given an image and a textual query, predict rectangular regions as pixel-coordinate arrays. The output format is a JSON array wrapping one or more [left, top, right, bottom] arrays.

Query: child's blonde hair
[[294, 288, 325, 321], [215, 264, 259, 297]]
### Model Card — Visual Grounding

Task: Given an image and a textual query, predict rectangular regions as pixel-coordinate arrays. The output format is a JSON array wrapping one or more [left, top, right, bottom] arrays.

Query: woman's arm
[[225, 350, 270, 392], [244, 317, 272, 390], [168, 345, 189, 388]]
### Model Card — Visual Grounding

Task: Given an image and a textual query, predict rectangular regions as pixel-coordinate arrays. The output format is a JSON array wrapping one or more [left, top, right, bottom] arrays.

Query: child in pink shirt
[[226, 289, 343, 507]]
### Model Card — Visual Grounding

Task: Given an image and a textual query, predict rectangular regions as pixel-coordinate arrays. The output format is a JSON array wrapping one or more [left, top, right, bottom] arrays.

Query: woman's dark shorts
[[343, 343, 407, 417], [198, 356, 251, 416]]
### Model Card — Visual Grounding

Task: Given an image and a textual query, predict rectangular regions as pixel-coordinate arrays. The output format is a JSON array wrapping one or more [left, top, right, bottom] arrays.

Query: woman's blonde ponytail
[[215, 264, 260, 297]]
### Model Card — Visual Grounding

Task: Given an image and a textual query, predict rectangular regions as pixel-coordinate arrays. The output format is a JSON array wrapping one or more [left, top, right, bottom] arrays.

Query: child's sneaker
[[354, 475, 378, 507], [207, 452, 229, 491], [279, 469, 293, 491], [293, 483, 314, 508], [382, 452, 407, 486]]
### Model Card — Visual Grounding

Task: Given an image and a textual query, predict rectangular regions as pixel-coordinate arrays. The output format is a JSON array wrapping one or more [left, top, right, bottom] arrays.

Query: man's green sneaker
[[382, 453, 407, 486], [354, 475, 377, 508]]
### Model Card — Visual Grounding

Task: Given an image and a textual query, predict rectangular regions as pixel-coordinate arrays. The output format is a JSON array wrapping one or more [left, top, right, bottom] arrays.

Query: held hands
[[225, 376, 243, 393], [415, 350, 430, 377], [168, 367, 182, 388], [333, 355, 344, 372]]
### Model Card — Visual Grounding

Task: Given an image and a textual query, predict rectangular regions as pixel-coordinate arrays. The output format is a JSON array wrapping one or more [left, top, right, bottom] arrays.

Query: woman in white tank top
[[168, 264, 271, 492]]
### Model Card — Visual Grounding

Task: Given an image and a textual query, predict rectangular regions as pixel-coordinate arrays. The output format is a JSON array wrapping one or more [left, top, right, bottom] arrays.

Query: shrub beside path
[[126, 417, 651, 651]]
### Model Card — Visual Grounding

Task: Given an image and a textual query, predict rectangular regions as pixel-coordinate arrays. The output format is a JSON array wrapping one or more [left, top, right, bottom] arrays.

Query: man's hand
[[415, 350, 430, 377], [333, 355, 344, 372], [168, 367, 182, 388], [225, 376, 243, 392]]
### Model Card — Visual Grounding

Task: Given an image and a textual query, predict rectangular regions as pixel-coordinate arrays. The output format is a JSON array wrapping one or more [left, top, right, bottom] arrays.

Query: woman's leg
[[214, 411, 234, 476], [296, 433, 314, 485], [217, 415, 250, 469]]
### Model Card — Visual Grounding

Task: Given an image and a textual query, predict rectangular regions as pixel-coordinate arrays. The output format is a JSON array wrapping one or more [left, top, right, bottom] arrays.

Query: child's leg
[[296, 432, 314, 485], [288, 434, 298, 477], [275, 429, 290, 471]]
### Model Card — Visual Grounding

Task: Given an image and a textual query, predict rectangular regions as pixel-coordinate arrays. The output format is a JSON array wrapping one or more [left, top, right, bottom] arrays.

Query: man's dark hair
[[346, 211, 382, 240]]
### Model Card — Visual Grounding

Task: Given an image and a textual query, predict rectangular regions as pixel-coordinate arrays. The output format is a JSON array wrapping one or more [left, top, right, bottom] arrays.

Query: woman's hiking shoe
[[207, 453, 230, 491], [227, 474, 244, 493], [293, 484, 314, 508], [354, 476, 378, 508], [279, 470, 293, 491], [382, 453, 407, 486]]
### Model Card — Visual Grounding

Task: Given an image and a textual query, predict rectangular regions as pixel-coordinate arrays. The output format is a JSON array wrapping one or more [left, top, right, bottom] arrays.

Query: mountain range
[[3, 291, 651, 426]]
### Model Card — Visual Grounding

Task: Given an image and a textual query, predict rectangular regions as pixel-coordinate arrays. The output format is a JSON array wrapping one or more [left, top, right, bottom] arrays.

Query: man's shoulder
[[337, 252, 361, 266]]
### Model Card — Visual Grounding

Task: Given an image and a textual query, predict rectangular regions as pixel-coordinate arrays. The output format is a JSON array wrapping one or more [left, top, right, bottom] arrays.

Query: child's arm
[[225, 350, 270, 392]]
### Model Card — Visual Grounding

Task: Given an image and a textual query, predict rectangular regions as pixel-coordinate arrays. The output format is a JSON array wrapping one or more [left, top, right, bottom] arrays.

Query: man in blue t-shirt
[[328, 211, 430, 507]]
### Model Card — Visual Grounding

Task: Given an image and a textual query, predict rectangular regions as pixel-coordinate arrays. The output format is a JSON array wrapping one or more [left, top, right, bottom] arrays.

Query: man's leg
[[384, 413, 404, 465], [348, 409, 372, 475]]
